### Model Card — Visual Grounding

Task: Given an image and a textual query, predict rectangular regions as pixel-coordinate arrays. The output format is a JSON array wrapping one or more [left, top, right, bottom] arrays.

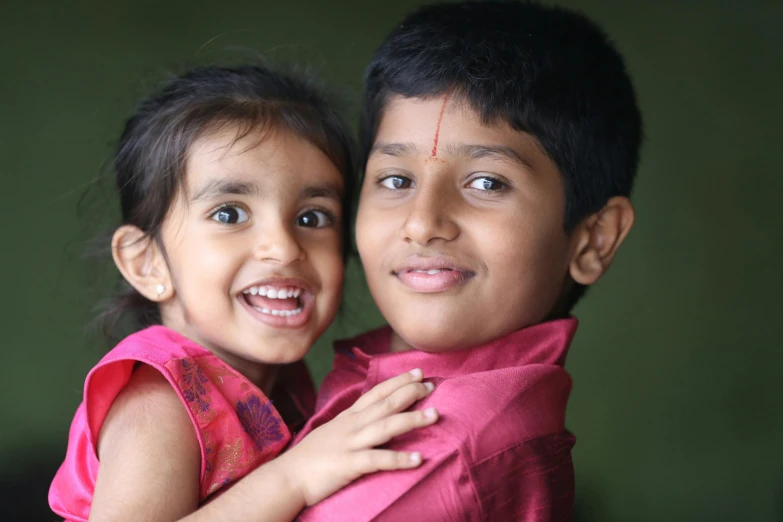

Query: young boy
[[296, 1, 641, 520]]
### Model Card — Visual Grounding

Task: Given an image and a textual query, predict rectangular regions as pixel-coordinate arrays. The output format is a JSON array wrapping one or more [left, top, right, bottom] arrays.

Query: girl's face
[[158, 128, 345, 378]]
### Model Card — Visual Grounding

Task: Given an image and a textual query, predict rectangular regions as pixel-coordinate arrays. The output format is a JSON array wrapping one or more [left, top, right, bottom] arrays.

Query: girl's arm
[[90, 365, 201, 521], [89, 366, 436, 522]]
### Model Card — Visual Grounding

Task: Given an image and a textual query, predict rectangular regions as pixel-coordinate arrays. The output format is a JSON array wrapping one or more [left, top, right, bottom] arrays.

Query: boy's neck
[[389, 331, 414, 353]]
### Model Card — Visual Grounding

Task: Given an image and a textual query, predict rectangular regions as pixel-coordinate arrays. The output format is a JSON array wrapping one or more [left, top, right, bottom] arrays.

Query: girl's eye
[[296, 209, 333, 228], [380, 175, 412, 190], [467, 176, 506, 192], [211, 205, 249, 225]]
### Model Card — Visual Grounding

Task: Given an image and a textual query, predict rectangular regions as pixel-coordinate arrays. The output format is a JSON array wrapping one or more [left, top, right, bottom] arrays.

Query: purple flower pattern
[[235, 396, 284, 451]]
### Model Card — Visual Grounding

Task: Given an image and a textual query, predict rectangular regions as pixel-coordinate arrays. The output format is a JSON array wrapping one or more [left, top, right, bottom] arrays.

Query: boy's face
[[356, 95, 576, 352]]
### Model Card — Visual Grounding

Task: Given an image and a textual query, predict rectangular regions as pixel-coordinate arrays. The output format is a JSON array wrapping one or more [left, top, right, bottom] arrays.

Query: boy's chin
[[392, 326, 496, 353]]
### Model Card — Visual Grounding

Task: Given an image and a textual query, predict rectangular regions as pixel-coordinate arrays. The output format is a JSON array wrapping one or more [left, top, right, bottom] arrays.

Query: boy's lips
[[237, 276, 314, 328], [392, 256, 475, 293]]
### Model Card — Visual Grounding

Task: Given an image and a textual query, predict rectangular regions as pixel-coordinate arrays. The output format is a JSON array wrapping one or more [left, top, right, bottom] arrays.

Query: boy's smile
[[357, 95, 577, 353], [393, 254, 475, 293]]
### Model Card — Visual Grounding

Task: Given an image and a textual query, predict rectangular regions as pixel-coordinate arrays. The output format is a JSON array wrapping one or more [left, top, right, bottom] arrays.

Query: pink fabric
[[49, 325, 314, 522], [294, 318, 578, 522]]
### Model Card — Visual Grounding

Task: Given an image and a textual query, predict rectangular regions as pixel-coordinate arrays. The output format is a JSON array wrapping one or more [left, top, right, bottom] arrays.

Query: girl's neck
[[215, 350, 279, 395], [162, 319, 279, 395]]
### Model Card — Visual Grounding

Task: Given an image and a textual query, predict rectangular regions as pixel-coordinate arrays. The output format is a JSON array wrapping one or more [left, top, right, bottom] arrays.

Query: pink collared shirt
[[295, 318, 578, 522]]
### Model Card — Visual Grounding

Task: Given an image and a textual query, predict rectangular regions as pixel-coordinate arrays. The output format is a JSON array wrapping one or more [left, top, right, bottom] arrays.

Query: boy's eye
[[467, 176, 506, 192], [211, 205, 249, 225], [379, 175, 412, 190], [297, 209, 332, 228]]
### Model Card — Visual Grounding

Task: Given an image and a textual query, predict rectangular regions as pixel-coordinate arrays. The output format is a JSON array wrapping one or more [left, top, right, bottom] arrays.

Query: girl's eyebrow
[[191, 178, 261, 201], [302, 181, 344, 201]]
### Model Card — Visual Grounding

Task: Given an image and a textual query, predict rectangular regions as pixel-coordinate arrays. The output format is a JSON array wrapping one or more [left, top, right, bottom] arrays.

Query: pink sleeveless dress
[[49, 325, 314, 522]]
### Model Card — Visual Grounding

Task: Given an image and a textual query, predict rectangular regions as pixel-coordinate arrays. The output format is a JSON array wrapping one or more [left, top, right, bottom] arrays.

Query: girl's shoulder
[[101, 325, 210, 367]]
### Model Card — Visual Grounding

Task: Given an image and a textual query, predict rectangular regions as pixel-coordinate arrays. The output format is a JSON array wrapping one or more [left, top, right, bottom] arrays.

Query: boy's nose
[[399, 187, 460, 246], [253, 222, 306, 265]]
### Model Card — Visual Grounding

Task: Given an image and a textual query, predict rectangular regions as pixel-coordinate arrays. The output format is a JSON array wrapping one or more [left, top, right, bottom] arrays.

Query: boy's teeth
[[412, 269, 443, 274], [267, 288, 278, 299], [258, 287, 268, 297]]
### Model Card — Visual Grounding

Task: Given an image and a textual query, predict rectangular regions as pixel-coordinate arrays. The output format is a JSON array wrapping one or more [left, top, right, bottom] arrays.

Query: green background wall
[[1, 1, 780, 520]]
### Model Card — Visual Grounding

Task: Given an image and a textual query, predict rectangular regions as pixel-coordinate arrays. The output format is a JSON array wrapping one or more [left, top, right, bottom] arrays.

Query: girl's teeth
[[427, 270, 441, 275], [244, 285, 304, 298], [252, 306, 304, 317]]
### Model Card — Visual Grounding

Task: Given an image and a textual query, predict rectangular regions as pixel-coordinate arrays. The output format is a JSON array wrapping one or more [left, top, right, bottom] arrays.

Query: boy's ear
[[569, 196, 635, 286], [111, 225, 173, 302]]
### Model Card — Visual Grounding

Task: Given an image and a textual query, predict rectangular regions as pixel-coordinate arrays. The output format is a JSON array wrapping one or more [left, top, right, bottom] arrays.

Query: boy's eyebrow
[[191, 178, 261, 201], [368, 142, 424, 157], [301, 181, 344, 201], [445, 143, 534, 170]]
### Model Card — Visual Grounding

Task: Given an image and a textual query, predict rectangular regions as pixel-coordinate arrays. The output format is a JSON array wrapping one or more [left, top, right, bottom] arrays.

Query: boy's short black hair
[[361, 0, 642, 233]]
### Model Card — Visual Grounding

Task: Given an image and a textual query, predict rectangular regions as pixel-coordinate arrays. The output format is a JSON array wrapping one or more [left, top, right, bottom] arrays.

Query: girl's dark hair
[[100, 64, 356, 340]]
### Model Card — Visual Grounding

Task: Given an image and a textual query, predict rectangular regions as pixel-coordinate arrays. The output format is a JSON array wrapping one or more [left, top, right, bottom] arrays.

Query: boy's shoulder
[[422, 362, 572, 464]]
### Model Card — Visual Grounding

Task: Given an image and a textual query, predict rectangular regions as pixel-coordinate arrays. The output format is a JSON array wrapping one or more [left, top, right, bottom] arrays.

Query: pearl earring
[[155, 284, 165, 298]]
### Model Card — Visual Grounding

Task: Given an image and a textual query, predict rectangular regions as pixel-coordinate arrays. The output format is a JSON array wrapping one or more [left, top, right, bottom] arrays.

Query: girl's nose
[[253, 222, 306, 265]]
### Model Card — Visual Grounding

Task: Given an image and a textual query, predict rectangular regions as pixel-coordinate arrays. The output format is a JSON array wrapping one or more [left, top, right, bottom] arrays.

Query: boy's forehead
[[373, 94, 546, 161]]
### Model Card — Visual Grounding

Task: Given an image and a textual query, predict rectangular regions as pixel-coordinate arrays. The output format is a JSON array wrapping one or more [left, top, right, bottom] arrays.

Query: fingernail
[[423, 382, 435, 393], [409, 368, 423, 379], [409, 452, 422, 465], [423, 407, 438, 420]]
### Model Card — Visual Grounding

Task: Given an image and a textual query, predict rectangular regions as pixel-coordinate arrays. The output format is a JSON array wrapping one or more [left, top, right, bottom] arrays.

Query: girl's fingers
[[348, 369, 424, 412], [351, 408, 439, 450], [354, 381, 434, 427], [351, 449, 423, 475]]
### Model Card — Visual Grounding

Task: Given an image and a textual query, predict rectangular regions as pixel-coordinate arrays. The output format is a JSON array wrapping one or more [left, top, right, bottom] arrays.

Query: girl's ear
[[111, 225, 173, 302], [568, 196, 635, 286]]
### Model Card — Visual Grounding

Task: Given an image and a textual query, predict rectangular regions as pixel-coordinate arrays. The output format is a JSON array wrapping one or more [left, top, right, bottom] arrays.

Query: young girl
[[49, 64, 438, 522]]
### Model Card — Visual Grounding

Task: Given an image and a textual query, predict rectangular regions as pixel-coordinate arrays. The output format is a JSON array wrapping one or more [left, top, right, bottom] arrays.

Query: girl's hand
[[274, 369, 438, 506]]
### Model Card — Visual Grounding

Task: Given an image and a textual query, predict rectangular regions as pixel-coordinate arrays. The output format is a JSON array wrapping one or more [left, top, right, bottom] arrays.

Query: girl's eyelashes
[[209, 203, 250, 225], [296, 207, 336, 228]]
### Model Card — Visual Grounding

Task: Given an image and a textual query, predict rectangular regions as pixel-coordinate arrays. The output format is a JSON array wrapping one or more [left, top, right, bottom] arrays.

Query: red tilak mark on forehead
[[431, 87, 454, 157]]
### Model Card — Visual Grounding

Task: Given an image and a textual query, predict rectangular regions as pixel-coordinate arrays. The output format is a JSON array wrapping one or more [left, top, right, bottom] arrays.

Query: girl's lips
[[237, 276, 315, 328], [239, 290, 314, 329]]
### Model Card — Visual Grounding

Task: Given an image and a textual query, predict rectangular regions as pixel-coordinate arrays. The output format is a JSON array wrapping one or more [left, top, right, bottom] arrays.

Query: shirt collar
[[334, 317, 578, 385]]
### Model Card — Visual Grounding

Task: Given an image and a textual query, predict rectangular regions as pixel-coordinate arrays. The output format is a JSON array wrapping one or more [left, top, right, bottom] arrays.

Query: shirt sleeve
[[296, 432, 575, 522], [296, 443, 481, 522], [470, 433, 576, 522]]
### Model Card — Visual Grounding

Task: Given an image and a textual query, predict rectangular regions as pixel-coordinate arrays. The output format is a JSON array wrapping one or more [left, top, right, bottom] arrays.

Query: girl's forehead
[[183, 127, 344, 200]]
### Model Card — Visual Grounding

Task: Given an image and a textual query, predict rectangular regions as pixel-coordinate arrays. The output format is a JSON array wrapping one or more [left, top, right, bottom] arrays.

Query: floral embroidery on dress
[[178, 358, 217, 424], [235, 396, 285, 450], [203, 435, 253, 497]]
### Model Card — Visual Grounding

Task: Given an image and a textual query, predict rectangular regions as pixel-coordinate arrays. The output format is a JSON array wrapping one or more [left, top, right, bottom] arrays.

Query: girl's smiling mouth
[[238, 279, 314, 327]]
